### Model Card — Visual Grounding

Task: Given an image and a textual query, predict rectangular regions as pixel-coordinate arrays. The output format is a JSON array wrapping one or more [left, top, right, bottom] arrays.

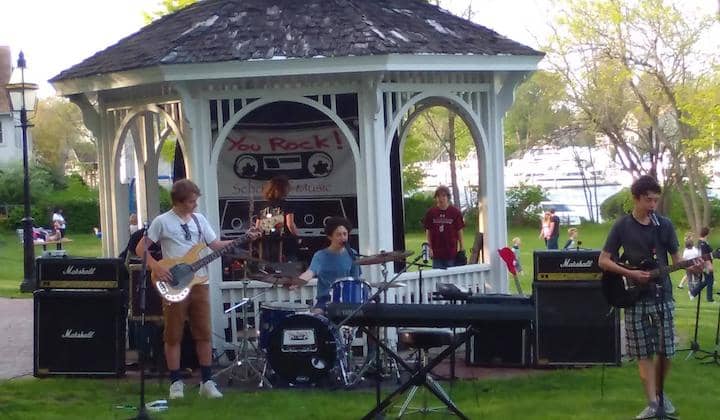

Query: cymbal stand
[[214, 274, 273, 388], [348, 260, 402, 387]]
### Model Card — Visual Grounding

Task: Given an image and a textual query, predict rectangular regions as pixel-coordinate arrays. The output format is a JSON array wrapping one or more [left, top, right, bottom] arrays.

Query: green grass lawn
[[2, 225, 720, 419]]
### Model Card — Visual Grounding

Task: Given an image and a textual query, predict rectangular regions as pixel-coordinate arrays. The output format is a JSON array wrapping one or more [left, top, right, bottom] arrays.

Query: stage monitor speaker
[[34, 289, 126, 377], [465, 320, 532, 367], [534, 281, 620, 366]]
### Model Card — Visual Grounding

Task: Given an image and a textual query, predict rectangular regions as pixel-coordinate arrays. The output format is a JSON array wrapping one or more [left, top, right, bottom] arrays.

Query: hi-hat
[[369, 281, 407, 289], [356, 250, 414, 265], [224, 251, 268, 263]]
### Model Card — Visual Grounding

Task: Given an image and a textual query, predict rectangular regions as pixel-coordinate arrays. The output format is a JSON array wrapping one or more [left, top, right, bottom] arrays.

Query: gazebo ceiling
[[51, 0, 542, 83]]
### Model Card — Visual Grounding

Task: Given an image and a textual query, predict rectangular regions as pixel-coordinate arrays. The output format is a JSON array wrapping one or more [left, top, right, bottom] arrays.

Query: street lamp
[[6, 51, 38, 292]]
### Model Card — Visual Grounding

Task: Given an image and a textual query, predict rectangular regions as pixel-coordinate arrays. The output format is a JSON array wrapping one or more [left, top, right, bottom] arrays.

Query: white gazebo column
[[179, 87, 226, 346], [357, 79, 394, 284]]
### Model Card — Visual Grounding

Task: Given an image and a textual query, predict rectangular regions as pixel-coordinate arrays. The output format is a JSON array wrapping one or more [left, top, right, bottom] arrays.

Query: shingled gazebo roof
[[51, 0, 542, 83]]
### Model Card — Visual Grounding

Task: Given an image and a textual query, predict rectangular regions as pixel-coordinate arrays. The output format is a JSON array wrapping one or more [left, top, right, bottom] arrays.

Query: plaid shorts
[[625, 300, 675, 359]]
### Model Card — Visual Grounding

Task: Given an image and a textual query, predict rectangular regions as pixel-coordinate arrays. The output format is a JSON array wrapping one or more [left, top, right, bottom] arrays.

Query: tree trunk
[[448, 112, 461, 207]]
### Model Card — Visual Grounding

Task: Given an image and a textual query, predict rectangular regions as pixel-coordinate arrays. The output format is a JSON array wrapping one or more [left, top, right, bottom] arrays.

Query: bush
[[506, 183, 546, 226], [403, 192, 435, 232], [600, 188, 632, 221]]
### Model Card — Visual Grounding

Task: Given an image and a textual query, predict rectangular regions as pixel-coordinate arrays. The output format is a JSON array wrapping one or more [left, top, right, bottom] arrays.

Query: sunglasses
[[180, 223, 192, 241]]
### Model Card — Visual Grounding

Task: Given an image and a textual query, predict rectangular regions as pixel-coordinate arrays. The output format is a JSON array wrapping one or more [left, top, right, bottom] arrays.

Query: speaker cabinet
[[34, 289, 126, 376], [534, 281, 620, 366], [465, 320, 532, 367]]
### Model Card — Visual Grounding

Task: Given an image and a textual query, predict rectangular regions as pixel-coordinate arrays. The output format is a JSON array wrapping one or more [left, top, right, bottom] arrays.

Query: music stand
[[678, 285, 712, 360]]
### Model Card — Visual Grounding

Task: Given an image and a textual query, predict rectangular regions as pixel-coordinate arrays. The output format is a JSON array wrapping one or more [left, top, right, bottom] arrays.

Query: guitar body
[[153, 243, 210, 303], [601, 259, 656, 308]]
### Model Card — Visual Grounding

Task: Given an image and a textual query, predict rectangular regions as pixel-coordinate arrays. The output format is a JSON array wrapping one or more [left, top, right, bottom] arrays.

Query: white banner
[[217, 126, 356, 198]]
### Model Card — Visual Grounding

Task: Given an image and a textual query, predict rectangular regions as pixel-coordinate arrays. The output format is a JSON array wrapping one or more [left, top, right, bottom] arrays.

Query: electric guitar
[[601, 250, 717, 308], [153, 232, 258, 302]]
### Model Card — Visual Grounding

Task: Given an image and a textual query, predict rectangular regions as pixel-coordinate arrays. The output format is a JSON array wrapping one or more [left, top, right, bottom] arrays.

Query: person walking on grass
[[598, 175, 703, 419], [697, 226, 715, 303]]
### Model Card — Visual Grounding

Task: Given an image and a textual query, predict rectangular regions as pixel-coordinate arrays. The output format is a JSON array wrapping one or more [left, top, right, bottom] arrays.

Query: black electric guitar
[[601, 250, 718, 308]]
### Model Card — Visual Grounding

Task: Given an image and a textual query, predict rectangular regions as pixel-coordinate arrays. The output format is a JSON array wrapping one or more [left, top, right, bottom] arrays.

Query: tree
[[143, 0, 197, 23], [403, 106, 474, 205], [31, 97, 94, 177], [545, 0, 718, 230], [503, 70, 574, 158]]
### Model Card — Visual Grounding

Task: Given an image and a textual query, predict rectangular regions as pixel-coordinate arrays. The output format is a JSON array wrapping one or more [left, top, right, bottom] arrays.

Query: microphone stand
[[131, 226, 152, 420]]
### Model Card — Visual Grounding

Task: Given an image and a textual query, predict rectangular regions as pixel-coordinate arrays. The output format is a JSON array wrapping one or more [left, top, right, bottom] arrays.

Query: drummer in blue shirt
[[298, 217, 361, 314]]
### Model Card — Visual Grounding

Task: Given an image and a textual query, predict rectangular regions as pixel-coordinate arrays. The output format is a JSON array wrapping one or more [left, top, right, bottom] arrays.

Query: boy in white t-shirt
[[136, 179, 259, 400]]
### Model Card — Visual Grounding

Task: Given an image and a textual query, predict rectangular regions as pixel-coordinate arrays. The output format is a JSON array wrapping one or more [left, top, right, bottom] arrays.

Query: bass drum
[[266, 313, 346, 386]]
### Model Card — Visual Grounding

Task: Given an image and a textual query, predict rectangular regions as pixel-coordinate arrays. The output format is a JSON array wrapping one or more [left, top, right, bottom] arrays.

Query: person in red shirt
[[422, 186, 465, 268]]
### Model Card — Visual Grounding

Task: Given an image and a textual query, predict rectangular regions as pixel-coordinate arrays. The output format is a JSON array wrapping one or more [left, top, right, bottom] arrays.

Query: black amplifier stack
[[33, 257, 127, 377], [533, 250, 620, 366]]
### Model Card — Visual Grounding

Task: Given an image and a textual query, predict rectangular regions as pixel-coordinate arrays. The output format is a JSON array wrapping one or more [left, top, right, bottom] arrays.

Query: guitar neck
[[189, 236, 248, 272], [650, 252, 711, 279]]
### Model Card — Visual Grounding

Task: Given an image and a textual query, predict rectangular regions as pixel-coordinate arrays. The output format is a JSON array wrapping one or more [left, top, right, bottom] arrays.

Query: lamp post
[[6, 51, 38, 292]]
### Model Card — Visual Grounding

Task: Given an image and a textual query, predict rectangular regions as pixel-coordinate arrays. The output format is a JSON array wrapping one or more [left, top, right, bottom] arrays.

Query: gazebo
[[51, 0, 542, 350]]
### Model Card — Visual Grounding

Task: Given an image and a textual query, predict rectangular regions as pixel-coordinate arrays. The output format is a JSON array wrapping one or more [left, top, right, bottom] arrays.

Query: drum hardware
[[214, 275, 275, 388]]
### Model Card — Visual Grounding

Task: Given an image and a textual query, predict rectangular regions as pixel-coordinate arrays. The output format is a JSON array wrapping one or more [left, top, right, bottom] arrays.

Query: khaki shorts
[[162, 284, 211, 345]]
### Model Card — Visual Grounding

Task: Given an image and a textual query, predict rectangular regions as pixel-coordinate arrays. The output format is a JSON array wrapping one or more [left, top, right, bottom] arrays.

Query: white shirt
[[682, 246, 700, 261], [146, 210, 218, 280], [52, 212, 66, 229]]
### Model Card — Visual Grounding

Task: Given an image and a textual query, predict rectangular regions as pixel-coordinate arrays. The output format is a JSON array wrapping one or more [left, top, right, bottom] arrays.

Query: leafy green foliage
[[143, 0, 198, 23], [30, 97, 93, 177], [403, 192, 435, 232], [504, 70, 573, 157], [600, 188, 632, 222], [506, 183, 547, 226]]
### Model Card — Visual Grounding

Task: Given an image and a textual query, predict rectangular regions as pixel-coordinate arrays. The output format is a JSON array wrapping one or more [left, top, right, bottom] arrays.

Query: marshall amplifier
[[534, 281, 621, 366], [34, 289, 126, 376], [533, 250, 601, 282], [36, 257, 125, 290]]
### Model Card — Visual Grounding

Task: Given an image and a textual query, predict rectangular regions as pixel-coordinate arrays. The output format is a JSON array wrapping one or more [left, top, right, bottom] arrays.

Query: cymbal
[[368, 281, 407, 289], [248, 272, 306, 287], [356, 250, 414, 265]]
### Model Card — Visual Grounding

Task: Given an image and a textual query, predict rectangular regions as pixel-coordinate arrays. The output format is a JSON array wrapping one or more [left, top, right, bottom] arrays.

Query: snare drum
[[331, 277, 371, 304], [266, 313, 347, 386], [258, 302, 310, 350]]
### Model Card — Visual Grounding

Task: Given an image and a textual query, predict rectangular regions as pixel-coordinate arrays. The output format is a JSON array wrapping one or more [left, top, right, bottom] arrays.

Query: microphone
[[421, 242, 429, 263], [649, 210, 660, 227]]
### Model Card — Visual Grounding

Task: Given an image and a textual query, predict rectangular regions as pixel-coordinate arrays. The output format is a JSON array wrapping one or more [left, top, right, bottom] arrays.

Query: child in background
[[677, 232, 695, 289], [563, 227, 578, 250], [511, 237, 523, 275], [679, 237, 700, 298]]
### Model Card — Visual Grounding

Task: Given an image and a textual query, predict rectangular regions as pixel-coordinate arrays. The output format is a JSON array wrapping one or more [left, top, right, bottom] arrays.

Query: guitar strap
[[190, 214, 206, 245]]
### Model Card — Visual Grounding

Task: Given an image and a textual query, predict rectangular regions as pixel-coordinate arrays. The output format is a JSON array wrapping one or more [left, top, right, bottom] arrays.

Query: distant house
[[0, 46, 33, 167], [65, 145, 99, 187]]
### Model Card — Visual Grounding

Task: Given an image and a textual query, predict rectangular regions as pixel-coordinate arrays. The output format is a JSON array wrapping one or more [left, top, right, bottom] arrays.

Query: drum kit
[[215, 248, 414, 389]]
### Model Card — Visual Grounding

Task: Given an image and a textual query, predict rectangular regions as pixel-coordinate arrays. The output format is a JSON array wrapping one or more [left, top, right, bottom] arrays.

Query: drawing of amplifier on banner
[[217, 126, 358, 263]]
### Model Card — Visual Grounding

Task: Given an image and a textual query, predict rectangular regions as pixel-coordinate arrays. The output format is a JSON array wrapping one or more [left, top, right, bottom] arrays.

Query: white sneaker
[[198, 380, 223, 398], [169, 380, 184, 399], [635, 404, 657, 419]]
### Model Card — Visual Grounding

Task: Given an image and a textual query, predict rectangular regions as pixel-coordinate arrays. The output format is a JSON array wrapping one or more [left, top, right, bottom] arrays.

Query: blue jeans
[[314, 295, 331, 312], [705, 271, 715, 302], [546, 236, 559, 249], [432, 258, 455, 269]]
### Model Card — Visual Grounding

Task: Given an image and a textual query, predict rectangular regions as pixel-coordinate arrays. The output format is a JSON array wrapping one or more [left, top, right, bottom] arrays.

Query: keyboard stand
[[359, 325, 473, 420]]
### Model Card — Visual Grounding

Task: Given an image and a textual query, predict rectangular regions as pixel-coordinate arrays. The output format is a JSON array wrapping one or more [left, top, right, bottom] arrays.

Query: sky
[[0, 0, 717, 98]]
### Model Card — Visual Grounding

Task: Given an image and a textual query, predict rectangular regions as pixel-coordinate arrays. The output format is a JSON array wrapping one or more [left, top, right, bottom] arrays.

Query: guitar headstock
[[713, 248, 720, 259]]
